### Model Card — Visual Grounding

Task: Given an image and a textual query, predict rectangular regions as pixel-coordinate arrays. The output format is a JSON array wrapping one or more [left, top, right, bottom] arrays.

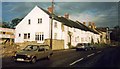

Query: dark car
[[76, 43, 91, 51], [13, 44, 53, 63], [89, 44, 96, 50]]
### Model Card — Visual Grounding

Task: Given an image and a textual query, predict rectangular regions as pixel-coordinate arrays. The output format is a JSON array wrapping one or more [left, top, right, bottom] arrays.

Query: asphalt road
[[2, 46, 120, 68]]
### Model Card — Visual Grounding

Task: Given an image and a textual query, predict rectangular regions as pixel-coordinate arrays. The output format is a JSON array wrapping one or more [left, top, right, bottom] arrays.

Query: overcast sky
[[1, 2, 119, 28]]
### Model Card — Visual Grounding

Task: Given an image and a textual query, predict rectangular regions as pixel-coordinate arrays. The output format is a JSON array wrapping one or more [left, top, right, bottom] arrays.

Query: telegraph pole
[[50, 0, 54, 49]]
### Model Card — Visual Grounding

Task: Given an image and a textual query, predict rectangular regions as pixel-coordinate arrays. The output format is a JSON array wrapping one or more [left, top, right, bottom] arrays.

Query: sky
[[1, 2, 119, 28]]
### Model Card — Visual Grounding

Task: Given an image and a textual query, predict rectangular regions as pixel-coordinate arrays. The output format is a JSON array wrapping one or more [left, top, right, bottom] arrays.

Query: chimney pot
[[48, 6, 53, 13], [88, 22, 92, 28], [83, 22, 86, 25], [92, 22, 96, 28], [89, 22, 92, 26], [64, 13, 69, 19]]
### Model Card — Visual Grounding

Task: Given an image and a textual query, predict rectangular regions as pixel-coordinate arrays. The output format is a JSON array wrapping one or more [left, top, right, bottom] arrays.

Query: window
[[61, 24, 64, 31], [42, 34, 44, 41], [81, 38, 84, 42], [19, 33, 21, 37], [74, 28, 76, 32], [38, 18, 42, 23], [3, 32, 5, 34], [54, 22, 57, 28], [28, 19, 31, 24], [44, 46, 49, 51], [54, 33, 57, 39], [35, 32, 44, 41], [28, 33, 30, 39], [24, 34, 27, 39], [75, 36, 79, 42], [24, 33, 30, 39]]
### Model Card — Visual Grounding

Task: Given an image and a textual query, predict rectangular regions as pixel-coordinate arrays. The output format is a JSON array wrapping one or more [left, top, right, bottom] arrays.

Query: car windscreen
[[23, 45, 39, 51], [77, 43, 83, 46]]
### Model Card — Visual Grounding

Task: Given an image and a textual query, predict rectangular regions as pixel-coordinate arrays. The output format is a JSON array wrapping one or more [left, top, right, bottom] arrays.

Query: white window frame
[[38, 18, 42, 24], [28, 19, 31, 24], [54, 22, 57, 28], [24, 33, 30, 39], [35, 32, 44, 41]]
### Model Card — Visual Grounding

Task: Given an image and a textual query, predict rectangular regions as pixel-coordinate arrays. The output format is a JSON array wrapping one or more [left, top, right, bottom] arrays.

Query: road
[[2, 46, 120, 68]]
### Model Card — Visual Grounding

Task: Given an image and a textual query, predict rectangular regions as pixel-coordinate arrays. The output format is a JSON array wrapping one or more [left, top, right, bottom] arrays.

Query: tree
[[2, 18, 23, 29], [110, 25, 120, 42], [2, 22, 11, 28], [11, 18, 23, 28]]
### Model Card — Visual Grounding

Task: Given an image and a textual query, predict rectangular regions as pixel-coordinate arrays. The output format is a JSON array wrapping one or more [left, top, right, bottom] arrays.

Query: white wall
[[52, 20, 64, 40], [15, 5, 101, 49], [15, 6, 50, 43]]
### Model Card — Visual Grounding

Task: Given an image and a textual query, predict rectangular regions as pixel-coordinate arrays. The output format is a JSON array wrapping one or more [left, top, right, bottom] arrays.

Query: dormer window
[[28, 19, 31, 24], [38, 18, 42, 23]]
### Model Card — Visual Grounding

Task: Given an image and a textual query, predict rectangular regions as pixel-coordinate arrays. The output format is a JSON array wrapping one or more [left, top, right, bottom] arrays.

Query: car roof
[[27, 44, 49, 46]]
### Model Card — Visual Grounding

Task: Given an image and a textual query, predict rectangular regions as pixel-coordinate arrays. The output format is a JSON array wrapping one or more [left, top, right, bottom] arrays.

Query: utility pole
[[50, 0, 54, 49]]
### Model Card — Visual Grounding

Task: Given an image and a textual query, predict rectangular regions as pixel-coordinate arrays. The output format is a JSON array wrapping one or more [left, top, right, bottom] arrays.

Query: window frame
[[28, 19, 31, 24], [54, 22, 57, 28], [19, 33, 21, 37], [54, 33, 57, 39], [24, 33, 27, 39], [38, 18, 42, 24], [24, 33, 30, 39], [35, 32, 44, 41], [28, 33, 30, 39]]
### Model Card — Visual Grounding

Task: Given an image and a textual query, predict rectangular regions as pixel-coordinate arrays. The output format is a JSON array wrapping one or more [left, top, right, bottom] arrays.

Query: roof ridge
[[36, 5, 99, 34]]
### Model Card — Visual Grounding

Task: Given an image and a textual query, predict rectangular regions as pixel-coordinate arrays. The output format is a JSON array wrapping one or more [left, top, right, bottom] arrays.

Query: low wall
[[16, 39, 64, 50], [44, 39, 64, 50], [15, 41, 38, 49]]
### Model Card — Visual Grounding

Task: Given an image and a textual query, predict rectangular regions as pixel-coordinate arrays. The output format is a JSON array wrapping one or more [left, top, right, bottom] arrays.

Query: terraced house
[[15, 6, 100, 50]]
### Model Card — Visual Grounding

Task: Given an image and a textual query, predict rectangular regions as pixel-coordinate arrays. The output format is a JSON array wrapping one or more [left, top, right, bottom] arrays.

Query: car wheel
[[14, 60, 18, 62], [76, 49, 78, 51], [50, 53, 53, 56], [31, 57, 36, 63], [85, 48, 88, 51], [47, 55, 50, 60]]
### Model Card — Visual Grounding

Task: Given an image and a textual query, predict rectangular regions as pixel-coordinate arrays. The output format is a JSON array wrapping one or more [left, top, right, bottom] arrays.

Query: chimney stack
[[48, 6, 53, 13], [88, 22, 92, 28], [92, 22, 96, 29], [83, 22, 86, 25], [64, 13, 69, 19]]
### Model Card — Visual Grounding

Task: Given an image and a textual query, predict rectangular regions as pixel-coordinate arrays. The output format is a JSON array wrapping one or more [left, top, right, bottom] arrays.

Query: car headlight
[[14, 54, 17, 56], [27, 55, 31, 58], [81, 46, 85, 48]]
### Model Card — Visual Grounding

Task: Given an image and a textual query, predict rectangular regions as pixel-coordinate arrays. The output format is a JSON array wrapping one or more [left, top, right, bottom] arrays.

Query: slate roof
[[96, 27, 108, 32], [38, 6, 99, 34]]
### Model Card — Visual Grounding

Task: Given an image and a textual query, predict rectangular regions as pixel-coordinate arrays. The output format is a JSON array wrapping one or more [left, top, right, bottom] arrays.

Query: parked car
[[76, 43, 96, 51], [13, 44, 53, 63], [76, 43, 91, 51], [89, 44, 96, 50]]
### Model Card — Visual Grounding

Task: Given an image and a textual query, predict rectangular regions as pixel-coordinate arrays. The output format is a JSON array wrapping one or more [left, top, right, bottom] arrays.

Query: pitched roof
[[76, 21, 99, 34], [34, 6, 99, 34], [96, 27, 108, 32]]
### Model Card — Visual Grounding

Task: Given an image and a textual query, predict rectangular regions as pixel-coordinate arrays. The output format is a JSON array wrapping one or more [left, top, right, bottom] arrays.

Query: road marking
[[63, 49, 75, 51], [87, 53, 95, 57], [97, 51, 102, 53], [69, 58, 84, 66]]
